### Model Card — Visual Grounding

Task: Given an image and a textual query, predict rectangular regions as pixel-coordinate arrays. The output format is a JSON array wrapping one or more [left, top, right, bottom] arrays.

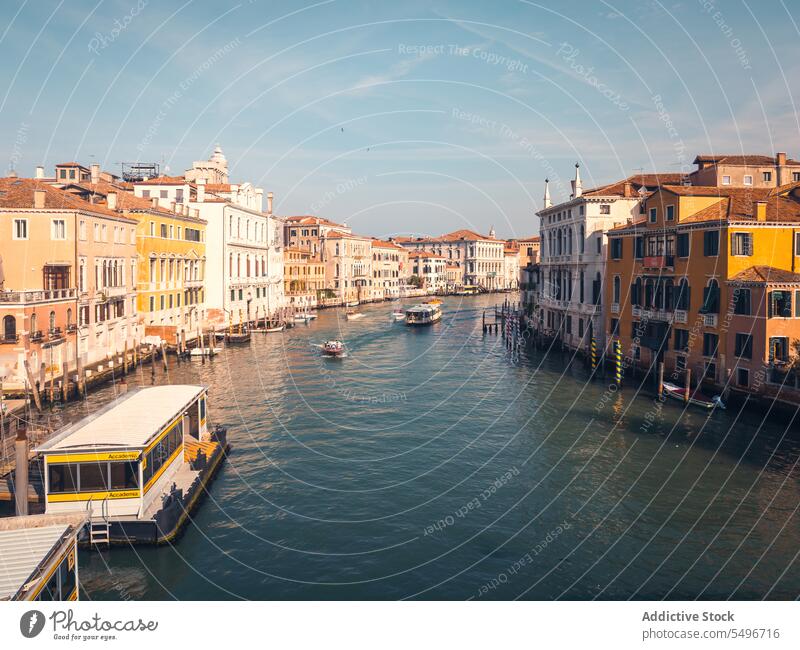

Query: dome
[[210, 144, 226, 164]]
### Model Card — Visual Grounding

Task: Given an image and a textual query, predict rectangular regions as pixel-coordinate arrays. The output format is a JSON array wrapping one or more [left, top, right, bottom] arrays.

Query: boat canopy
[[35, 385, 206, 453]]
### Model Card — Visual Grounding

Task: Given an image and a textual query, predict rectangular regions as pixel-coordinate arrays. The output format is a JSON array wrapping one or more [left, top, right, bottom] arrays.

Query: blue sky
[[1, 0, 799, 238]]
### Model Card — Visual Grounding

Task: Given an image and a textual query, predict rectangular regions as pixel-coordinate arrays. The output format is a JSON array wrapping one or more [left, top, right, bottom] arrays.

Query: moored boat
[[346, 309, 364, 321], [190, 346, 222, 357], [662, 381, 725, 410], [225, 330, 251, 345], [405, 303, 442, 326]]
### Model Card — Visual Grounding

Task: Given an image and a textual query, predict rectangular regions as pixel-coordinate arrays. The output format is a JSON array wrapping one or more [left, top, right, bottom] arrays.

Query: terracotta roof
[[372, 239, 405, 250], [134, 175, 189, 186], [658, 185, 800, 223], [55, 162, 84, 167], [284, 215, 348, 229], [518, 235, 540, 242], [582, 173, 686, 198], [729, 266, 800, 284], [0, 177, 132, 220], [693, 154, 800, 166], [408, 250, 446, 259], [63, 181, 206, 222], [205, 183, 232, 192], [324, 231, 371, 241]]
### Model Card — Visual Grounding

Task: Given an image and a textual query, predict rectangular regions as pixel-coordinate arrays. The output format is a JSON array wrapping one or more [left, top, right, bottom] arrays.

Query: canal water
[[53, 294, 799, 600]]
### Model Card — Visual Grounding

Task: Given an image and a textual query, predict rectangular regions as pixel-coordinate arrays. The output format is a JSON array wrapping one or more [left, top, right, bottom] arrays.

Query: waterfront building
[[408, 250, 447, 292], [371, 240, 408, 299], [536, 165, 684, 354], [394, 228, 506, 290], [503, 242, 521, 289], [321, 232, 374, 305], [688, 152, 800, 188], [0, 177, 139, 392], [516, 236, 540, 266], [284, 215, 351, 256], [61, 181, 208, 347], [0, 513, 86, 601], [133, 147, 283, 327], [604, 181, 800, 400], [284, 248, 325, 309]]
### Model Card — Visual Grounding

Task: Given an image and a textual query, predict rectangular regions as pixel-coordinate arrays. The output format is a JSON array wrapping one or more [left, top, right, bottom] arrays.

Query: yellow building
[[63, 181, 207, 347], [284, 248, 325, 309], [605, 182, 800, 398]]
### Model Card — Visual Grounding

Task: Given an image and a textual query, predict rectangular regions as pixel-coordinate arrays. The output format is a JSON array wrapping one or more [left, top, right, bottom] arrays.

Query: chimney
[[197, 178, 206, 203], [543, 178, 551, 209], [183, 204, 190, 216], [90, 163, 100, 184], [183, 182, 191, 203], [755, 200, 767, 222], [151, 197, 159, 208], [267, 191, 274, 215], [256, 188, 263, 211], [776, 152, 787, 186], [35, 165, 44, 179], [107, 191, 117, 210], [33, 189, 46, 209], [170, 200, 176, 213]]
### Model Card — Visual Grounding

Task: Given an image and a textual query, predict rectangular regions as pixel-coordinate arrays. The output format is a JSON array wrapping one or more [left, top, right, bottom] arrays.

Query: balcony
[[184, 278, 204, 289], [0, 334, 19, 345], [0, 288, 77, 304], [704, 313, 718, 327], [642, 255, 674, 270], [610, 303, 620, 314], [674, 310, 688, 324], [29, 330, 43, 342]]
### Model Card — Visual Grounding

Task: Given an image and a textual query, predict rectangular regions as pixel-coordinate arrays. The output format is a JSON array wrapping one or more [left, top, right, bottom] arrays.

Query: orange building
[[0, 177, 139, 393], [605, 181, 800, 400]]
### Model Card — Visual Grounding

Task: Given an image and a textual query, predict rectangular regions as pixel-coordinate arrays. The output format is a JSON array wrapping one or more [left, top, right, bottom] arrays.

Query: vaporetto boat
[[405, 302, 442, 326]]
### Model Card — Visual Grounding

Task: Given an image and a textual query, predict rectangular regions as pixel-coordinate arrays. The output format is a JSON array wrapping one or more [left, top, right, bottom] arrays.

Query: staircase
[[89, 520, 110, 545], [87, 496, 111, 546]]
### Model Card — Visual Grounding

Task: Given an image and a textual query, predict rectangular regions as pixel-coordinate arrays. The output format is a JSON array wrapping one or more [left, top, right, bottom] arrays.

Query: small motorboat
[[294, 312, 318, 323], [346, 310, 364, 321], [391, 309, 406, 321], [662, 381, 725, 410], [190, 346, 222, 357], [345, 301, 359, 308], [320, 340, 346, 357]]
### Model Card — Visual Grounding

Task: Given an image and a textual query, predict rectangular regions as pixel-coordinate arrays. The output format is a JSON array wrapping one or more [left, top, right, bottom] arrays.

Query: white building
[[133, 147, 284, 326], [394, 228, 506, 290], [408, 250, 447, 292], [536, 164, 682, 351]]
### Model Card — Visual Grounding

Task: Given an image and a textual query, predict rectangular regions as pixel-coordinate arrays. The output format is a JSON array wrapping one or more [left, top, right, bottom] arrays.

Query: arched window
[[30, 313, 37, 336], [2, 315, 16, 341], [66, 308, 73, 328], [676, 278, 690, 310], [579, 225, 585, 253], [567, 227, 573, 254], [613, 276, 621, 303], [702, 279, 720, 314], [49, 311, 56, 332], [644, 278, 655, 308], [632, 277, 643, 307]]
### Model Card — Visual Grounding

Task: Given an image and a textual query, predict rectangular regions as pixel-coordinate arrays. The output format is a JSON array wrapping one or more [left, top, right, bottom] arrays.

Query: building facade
[[604, 182, 800, 399], [321, 232, 373, 305], [284, 248, 325, 309], [0, 178, 138, 392], [372, 240, 408, 299], [537, 165, 684, 353], [408, 251, 447, 292]]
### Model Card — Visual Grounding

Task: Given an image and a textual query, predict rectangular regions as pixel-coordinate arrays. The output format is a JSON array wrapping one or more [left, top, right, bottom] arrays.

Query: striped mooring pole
[[614, 340, 623, 386], [590, 337, 597, 371]]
